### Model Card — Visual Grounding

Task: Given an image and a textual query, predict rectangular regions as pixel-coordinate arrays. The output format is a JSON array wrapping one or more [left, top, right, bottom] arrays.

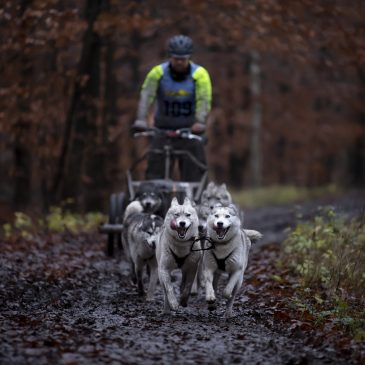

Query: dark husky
[[122, 201, 163, 300], [133, 181, 165, 216]]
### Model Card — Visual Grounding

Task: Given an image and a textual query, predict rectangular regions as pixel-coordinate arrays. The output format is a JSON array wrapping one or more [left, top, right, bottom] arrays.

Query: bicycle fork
[[164, 145, 172, 180]]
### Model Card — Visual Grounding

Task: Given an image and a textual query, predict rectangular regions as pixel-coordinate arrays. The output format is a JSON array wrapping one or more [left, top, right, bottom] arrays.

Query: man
[[132, 35, 212, 182]]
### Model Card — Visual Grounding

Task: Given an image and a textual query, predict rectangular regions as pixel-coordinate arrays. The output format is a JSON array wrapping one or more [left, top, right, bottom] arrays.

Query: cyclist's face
[[170, 56, 190, 73]]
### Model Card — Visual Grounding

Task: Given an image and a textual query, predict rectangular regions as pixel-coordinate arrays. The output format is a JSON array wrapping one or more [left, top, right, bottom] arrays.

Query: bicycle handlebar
[[133, 127, 203, 142]]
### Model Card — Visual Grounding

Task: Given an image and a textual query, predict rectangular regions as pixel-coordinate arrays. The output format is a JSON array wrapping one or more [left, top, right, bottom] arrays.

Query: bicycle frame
[[127, 129, 208, 202]]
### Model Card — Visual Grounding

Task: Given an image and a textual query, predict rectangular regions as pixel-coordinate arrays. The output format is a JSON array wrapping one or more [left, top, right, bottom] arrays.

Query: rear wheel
[[116, 192, 126, 249], [107, 193, 118, 256]]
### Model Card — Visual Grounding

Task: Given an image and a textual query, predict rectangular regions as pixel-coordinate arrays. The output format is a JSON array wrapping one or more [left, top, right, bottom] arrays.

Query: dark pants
[[146, 134, 206, 182]]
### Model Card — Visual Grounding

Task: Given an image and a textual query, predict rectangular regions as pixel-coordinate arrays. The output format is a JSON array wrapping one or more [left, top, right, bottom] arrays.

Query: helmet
[[167, 35, 193, 57]]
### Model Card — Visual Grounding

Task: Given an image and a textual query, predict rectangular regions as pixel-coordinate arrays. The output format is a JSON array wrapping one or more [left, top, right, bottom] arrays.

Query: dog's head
[[141, 214, 164, 249], [201, 182, 232, 210], [207, 204, 240, 242], [196, 203, 210, 236], [146, 225, 163, 249], [135, 182, 163, 214], [165, 197, 199, 241]]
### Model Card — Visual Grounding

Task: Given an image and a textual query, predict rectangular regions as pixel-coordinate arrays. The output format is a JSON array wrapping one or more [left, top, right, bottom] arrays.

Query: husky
[[134, 181, 164, 215], [156, 197, 202, 312], [200, 181, 245, 228], [122, 201, 164, 300], [201, 182, 232, 210], [203, 204, 262, 318], [199, 182, 233, 232]]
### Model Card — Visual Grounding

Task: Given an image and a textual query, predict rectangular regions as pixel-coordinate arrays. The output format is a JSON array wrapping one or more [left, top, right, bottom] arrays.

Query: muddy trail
[[1, 190, 364, 365]]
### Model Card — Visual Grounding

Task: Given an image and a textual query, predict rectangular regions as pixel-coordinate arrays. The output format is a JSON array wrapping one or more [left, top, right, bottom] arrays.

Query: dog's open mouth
[[177, 226, 188, 239], [215, 226, 229, 240]]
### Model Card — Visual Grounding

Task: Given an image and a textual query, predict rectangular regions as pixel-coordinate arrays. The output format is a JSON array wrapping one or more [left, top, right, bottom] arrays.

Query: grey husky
[[122, 201, 163, 300], [201, 182, 232, 210], [198, 182, 233, 233], [199, 182, 246, 232], [203, 204, 262, 318], [156, 197, 202, 312]]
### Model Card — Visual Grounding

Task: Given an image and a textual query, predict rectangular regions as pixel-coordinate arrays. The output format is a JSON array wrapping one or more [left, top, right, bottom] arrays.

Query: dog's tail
[[123, 200, 143, 220], [243, 229, 263, 243]]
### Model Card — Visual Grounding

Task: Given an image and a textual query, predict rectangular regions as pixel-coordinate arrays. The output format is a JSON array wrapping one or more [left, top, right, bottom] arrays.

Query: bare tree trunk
[[249, 51, 262, 187], [53, 0, 102, 208], [13, 0, 33, 211]]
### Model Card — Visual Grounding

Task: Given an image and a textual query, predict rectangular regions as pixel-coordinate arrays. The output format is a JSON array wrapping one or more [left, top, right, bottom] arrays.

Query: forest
[[1, 2, 365, 364], [1, 0, 364, 216]]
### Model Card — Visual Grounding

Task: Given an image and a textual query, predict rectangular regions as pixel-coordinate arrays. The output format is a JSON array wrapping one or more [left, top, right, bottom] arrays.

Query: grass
[[230, 184, 341, 208]]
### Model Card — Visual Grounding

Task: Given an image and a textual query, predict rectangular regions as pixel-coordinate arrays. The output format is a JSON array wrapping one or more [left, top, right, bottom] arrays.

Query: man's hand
[[191, 122, 205, 135], [131, 119, 148, 132]]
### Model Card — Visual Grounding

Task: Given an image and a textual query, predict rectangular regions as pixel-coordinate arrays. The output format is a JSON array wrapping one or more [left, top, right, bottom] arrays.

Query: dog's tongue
[[170, 220, 177, 230]]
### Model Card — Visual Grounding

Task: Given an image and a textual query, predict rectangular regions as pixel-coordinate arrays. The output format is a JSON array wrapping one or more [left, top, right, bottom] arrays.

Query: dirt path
[[1, 190, 364, 365]]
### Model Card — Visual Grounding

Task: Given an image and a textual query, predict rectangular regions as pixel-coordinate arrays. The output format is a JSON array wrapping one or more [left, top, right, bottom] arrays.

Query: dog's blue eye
[[215, 214, 219, 218], [186, 213, 191, 217], [174, 213, 179, 217], [225, 215, 230, 218]]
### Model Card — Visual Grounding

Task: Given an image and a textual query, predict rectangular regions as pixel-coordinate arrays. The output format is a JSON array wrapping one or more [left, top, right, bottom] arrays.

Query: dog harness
[[211, 251, 234, 272], [169, 248, 190, 268]]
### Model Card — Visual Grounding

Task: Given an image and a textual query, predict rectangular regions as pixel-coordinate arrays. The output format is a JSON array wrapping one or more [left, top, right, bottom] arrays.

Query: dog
[[201, 182, 232, 210], [122, 201, 164, 300], [203, 204, 262, 318], [199, 181, 246, 230], [199, 182, 233, 233], [156, 197, 202, 312], [133, 181, 164, 216]]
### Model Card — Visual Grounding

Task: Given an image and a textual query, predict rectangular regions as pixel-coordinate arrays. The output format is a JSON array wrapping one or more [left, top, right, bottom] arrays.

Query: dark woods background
[[1, 0, 364, 217]]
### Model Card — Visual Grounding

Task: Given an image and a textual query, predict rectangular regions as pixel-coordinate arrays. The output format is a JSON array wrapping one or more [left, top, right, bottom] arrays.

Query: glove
[[191, 122, 205, 135], [131, 119, 148, 132]]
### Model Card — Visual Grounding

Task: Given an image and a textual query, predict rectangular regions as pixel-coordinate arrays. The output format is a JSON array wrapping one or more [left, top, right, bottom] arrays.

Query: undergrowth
[[231, 184, 340, 208], [282, 208, 365, 341], [2, 200, 106, 239]]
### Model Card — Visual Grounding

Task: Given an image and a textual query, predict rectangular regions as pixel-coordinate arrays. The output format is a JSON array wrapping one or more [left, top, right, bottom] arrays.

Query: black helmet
[[167, 35, 193, 57]]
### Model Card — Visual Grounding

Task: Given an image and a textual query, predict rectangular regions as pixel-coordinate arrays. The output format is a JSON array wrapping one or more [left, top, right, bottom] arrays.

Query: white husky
[[203, 204, 262, 318], [156, 197, 202, 312]]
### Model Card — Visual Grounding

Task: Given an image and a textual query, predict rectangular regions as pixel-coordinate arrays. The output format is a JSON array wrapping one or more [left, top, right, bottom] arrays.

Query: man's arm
[[137, 64, 164, 122], [192, 66, 212, 125]]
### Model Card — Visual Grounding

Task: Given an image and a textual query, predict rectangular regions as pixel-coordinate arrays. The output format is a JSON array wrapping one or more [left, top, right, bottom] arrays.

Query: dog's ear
[[228, 204, 238, 216], [171, 197, 179, 207], [207, 182, 214, 189], [183, 196, 191, 206]]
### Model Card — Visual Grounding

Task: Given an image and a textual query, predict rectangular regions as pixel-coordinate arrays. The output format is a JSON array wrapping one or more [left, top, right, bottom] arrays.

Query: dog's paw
[[169, 299, 179, 311], [207, 301, 217, 311], [223, 288, 232, 300], [224, 309, 234, 319], [206, 296, 216, 311]]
